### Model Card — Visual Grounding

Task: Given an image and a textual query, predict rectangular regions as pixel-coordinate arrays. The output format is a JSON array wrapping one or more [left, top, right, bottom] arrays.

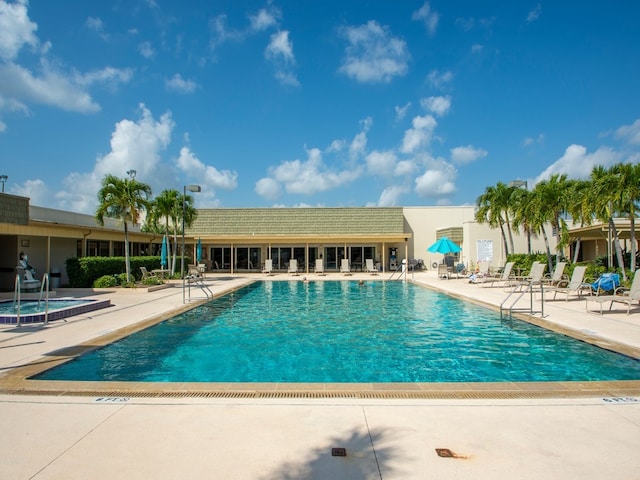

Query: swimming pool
[[35, 281, 640, 383], [0, 298, 111, 324]]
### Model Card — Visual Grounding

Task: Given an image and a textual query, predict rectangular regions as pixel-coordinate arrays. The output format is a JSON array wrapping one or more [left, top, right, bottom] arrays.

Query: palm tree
[[476, 184, 510, 259], [149, 189, 180, 275], [510, 187, 535, 254], [609, 162, 640, 271], [95, 174, 152, 281], [590, 165, 627, 280]]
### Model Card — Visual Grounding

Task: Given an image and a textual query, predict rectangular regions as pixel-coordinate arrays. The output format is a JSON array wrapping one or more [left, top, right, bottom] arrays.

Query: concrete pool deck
[[1, 271, 639, 478]]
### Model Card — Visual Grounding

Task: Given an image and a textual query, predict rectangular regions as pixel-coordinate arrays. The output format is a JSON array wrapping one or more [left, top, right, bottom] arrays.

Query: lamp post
[[0, 175, 7, 193], [182, 184, 201, 303]]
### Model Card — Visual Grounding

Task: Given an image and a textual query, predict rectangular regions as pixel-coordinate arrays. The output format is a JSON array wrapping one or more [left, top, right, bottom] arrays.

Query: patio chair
[[478, 262, 515, 287], [140, 266, 157, 280], [437, 263, 450, 279], [315, 259, 326, 276], [262, 259, 274, 275], [542, 262, 567, 286], [365, 259, 379, 275], [513, 261, 546, 291], [545, 266, 591, 301], [586, 271, 640, 315], [340, 259, 352, 276], [288, 259, 299, 275]]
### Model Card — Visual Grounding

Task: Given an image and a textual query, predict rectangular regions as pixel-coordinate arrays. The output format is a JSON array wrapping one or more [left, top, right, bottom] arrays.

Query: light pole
[[0, 175, 7, 193], [182, 184, 201, 303]]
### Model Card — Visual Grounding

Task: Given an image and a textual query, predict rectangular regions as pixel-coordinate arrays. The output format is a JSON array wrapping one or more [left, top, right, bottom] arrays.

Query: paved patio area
[[1, 271, 639, 479]]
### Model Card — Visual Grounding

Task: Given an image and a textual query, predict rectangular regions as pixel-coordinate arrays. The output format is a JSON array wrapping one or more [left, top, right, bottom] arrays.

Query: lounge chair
[[545, 266, 590, 301], [586, 271, 640, 315], [478, 262, 515, 287], [140, 266, 157, 280], [542, 262, 567, 286], [513, 261, 546, 290], [262, 259, 274, 275], [589, 273, 620, 295], [288, 259, 299, 275], [340, 259, 352, 276], [365, 259, 379, 275], [437, 263, 450, 279], [315, 259, 326, 276]]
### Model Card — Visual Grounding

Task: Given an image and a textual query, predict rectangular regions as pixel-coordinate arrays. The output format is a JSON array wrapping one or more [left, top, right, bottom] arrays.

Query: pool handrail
[[13, 272, 50, 326]]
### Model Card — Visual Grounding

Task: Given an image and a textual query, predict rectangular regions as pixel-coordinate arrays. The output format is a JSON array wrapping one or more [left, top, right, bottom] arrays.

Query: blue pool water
[[0, 299, 90, 315], [35, 281, 640, 383]]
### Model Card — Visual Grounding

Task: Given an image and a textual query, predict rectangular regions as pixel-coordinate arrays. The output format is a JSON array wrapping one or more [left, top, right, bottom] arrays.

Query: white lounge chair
[[140, 266, 157, 280], [262, 259, 273, 275], [340, 259, 352, 276], [545, 266, 590, 301], [288, 259, 299, 275], [315, 259, 326, 276], [478, 262, 515, 287], [586, 270, 640, 315], [542, 261, 567, 286], [365, 259, 379, 275]]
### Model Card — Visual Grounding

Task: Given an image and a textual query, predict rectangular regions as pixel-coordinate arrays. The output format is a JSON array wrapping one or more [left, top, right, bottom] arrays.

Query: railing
[[186, 274, 213, 301], [500, 280, 545, 319], [12, 272, 50, 326]]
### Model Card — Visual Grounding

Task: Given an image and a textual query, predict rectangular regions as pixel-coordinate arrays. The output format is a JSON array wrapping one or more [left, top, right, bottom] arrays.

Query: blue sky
[[1, 1, 639, 214]]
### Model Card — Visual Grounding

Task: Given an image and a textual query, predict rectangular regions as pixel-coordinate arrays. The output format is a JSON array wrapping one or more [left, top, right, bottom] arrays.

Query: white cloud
[[0, 0, 38, 61], [523, 133, 544, 147], [378, 184, 408, 206], [10, 178, 48, 205], [395, 159, 418, 177], [349, 117, 372, 160], [415, 162, 457, 198], [249, 7, 280, 32], [450, 145, 487, 164], [395, 102, 411, 121], [265, 30, 299, 86], [0, 61, 100, 113], [401, 114, 437, 154], [534, 144, 623, 185], [527, 4, 542, 22], [366, 150, 397, 176], [420, 96, 451, 116], [412, 2, 439, 36], [339, 20, 410, 83], [426, 69, 453, 90], [256, 147, 362, 200], [56, 104, 175, 213], [471, 44, 483, 54], [165, 73, 198, 94], [176, 146, 237, 191], [138, 41, 155, 59], [615, 118, 640, 145], [74, 66, 133, 89], [85, 17, 109, 40]]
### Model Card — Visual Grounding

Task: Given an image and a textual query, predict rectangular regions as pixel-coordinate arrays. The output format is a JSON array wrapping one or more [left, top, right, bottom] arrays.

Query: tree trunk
[[609, 217, 627, 281], [541, 226, 553, 273], [572, 238, 582, 264], [499, 221, 509, 259], [124, 222, 131, 281], [630, 214, 637, 272]]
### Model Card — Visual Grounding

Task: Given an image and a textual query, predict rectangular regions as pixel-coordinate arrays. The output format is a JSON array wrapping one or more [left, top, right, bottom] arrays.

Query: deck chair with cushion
[[542, 262, 567, 286], [340, 259, 352, 276], [288, 259, 299, 275], [262, 259, 274, 275], [315, 259, 326, 276], [545, 266, 591, 301], [513, 261, 546, 290], [586, 271, 640, 315], [365, 259, 379, 275]]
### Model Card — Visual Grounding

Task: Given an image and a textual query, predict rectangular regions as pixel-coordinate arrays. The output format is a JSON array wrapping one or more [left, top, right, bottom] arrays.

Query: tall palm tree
[[610, 162, 640, 271], [510, 187, 535, 254], [476, 184, 510, 258], [590, 165, 627, 280], [95, 174, 152, 281]]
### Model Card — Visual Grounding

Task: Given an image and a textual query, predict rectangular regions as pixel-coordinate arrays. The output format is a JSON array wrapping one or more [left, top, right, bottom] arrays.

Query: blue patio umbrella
[[160, 235, 168, 268], [427, 237, 461, 255], [196, 238, 202, 263]]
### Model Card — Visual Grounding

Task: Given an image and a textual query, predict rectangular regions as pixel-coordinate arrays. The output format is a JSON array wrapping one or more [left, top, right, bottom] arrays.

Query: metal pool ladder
[[13, 273, 50, 326], [500, 280, 545, 319]]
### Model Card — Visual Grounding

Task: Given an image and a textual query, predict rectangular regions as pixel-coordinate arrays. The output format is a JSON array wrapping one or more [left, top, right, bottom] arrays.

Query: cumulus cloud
[[138, 41, 155, 58], [414, 161, 457, 198], [255, 147, 362, 200], [74, 66, 133, 89], [176, 146, 237, 192], [534, 144, 623, 185], [366, 150, 397, 176], [249, 7, 280, 32], [165, 73, 199, 94], [615, 118, 640, 145], [56, 104, 175, 213], [9, 178, 48, 206], [338, 20, 410, 83], [412, 2, 439, 36], [0, 0, 38, 61], [265, 30, 299, 86], [420, 96, 451, 116], [377, 184, 409, 206], [450, 145, 487, 164], [401, 114, 437, 154], [523, 133, 544, 147], [85, 17, 109, 40]]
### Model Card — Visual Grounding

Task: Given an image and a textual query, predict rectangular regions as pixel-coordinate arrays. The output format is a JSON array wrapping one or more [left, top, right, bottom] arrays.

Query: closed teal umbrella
[[196, 238, 202, 263], [160, 235, 168, 268]]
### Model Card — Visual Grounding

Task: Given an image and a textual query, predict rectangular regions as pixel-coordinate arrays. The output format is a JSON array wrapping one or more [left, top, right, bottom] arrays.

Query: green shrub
[[93, 275, 118, 288], [141, 276, 163, 286]]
